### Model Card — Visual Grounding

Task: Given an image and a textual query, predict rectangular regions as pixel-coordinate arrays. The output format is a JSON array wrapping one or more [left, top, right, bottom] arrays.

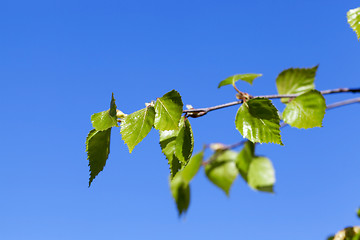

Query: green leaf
[[169, 151, 203, 216], [236, 141, 255, 180], [180, 151, 204, 182], [247, 157, 275, 192], [235, 98, 282, 145], [170, 177, 190, 216], [276, 66, 318, 102], [347, 7, 360, 40], [159, 118, 195, 179], [357, 208, 360, 218], [205, 150, 238, 195], [283, 90, 326, 129], [236, 141, 275, 192], [91, 93, 118, 131], [159, 129, 182, 179], [86, 128, 111, 187], [154, 90, 183, 131], [218, 73, 262, 88], [120, 106, 155, 153], [175, 118, 194, 164]]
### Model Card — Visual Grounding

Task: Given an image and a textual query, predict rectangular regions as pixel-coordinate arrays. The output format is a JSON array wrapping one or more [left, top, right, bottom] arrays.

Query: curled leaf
[[91, 93, 118, 131], [218, 73, 262, 88]]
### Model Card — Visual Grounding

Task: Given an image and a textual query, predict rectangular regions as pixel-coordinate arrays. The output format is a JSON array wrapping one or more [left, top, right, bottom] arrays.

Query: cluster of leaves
[[84, 7, 360, 240], [328, 226, 360, 240], [86, 64, 329, 215]]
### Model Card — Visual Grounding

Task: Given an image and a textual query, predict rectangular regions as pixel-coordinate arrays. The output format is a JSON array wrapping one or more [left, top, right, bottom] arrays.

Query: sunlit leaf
[[159, 129, 182, 179], [175, 118, 194, 164], [154, 90, 183, 131], [347, 7, 360, 40], [120, 106, 155, 153], [91, 93, 118, 131], [235, 98, 282, 145], [357, 208, 360, 219], [276, 66, 318, 103], [170, 151, 203, 216], [218, 73, 262, 88], [205, 150, 238, 195], [283, 90, 326, 129], [86, 128, 111, 187]]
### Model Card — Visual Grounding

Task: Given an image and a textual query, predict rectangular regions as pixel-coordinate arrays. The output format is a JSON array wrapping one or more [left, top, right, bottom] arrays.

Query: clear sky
[[1, 1, 360, 239]]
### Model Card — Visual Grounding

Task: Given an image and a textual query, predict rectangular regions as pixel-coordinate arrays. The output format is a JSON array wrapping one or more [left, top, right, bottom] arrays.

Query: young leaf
[[283, 90, 326, 129], [236, 141, 275, 192], [91, 93, 118, 131], [154, 90, 183, 131], [276, 66, 318, 102], [218, 73, 262, 88], [235, 98, 282, 145], [86, 128, 111, 187], [159, 129, 182, 179], [170, 177, 190, 216], [205, 150, 238, 195], [120, 106, 155, 153], [236, 141, 255, 180], [170, 151, 203, 216], [180, 151, 204, 183], [347, 7, 360, 40], [247, 157, 275, 193], [175, 118, 194, 164]]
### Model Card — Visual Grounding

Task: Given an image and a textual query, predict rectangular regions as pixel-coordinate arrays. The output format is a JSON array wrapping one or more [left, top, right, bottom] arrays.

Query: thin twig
[[326, 97, 360, 109], [184, 87, 360, 117], [215, 97, 360, 151]]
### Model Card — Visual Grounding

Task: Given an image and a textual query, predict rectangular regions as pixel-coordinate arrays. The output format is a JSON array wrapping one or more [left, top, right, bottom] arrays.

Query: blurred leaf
[[235, 98, 282, 145], [218, 73, 262, 88], [205, 150, 238, 195], [170, 151, 203, 216], [154, 90, 183, 130], [180, 151, 204, 182], [121, 106, 155, 153], [170, 177, 190, 216], [247, 157, 275, 192], [357, 208, 360, 218], [333, 226, 360, 240], [347, 7, 360, 40], [159, 129, 182, 179], [86, 128, 111, 187], [236, 141, 275, 192], [283, 90, 326, 129], [175, 118, 194, 164], [236, 141, 255, 180], [91, 93, 118, 131], [276, 66, 318, 103]]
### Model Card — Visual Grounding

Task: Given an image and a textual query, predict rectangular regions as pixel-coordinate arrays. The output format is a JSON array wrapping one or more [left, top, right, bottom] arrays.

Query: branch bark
[[184, 87, 360, 118], [211, 96, 360, 151]]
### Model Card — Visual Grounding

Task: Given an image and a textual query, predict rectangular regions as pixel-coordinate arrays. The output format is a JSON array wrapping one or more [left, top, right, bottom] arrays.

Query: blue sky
[[1, 1, 360, 239]]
